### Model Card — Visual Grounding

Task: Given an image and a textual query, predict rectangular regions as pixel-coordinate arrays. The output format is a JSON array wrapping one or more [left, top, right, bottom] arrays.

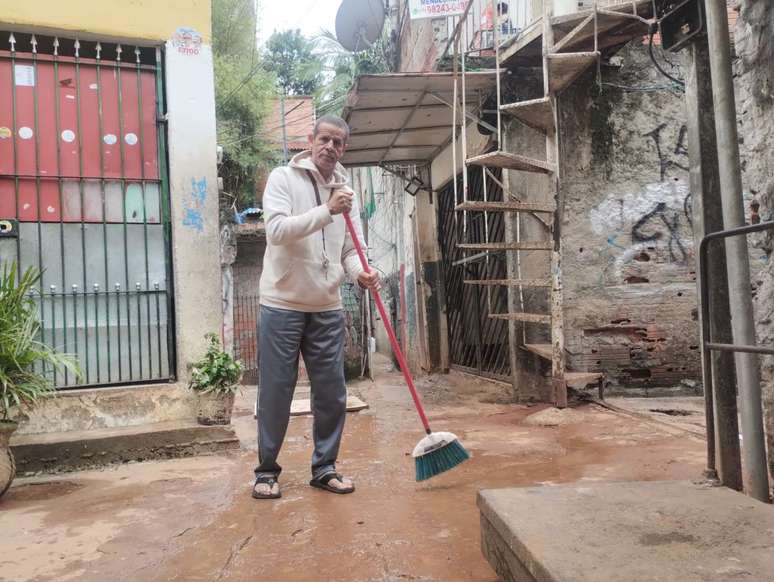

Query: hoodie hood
[[289, 150, 350, 190]]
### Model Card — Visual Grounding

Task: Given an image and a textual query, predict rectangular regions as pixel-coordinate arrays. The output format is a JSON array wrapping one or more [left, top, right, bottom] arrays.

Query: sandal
[[309, 472, 355, 495], [252, 476, 281, 499]]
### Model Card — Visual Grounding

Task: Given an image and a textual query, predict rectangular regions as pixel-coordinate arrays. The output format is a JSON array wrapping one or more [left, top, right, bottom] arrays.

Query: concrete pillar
[[413, 190, 448, 372], [165, 42, 223, 382]]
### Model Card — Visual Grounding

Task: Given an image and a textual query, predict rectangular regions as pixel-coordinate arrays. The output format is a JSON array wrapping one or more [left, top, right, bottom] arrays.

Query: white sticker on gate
[[18, 127, 33, 139], [14, 64, 35, 87], [125, 133, 138, 146], [61, 129, 76, 143], [103, 134, 117, 145]]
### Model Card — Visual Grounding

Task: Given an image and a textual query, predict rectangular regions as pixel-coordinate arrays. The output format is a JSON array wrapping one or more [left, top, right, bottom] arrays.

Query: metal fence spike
[[53, 37, 59, 56], [135, 46, 141, 63], [31, 34, 38, 53], [74, 39, 80, 57], [116, 44, 123, 61], [9, 33, 15, 52], [96, 42, 102, 59]]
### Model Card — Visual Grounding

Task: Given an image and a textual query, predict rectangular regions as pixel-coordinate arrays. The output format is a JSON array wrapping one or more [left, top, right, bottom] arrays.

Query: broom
[[344, 212, 470, 481]]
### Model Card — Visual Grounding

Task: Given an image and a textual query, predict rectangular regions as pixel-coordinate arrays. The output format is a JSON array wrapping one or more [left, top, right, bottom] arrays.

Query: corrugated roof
[[341, 71, 498, 167]]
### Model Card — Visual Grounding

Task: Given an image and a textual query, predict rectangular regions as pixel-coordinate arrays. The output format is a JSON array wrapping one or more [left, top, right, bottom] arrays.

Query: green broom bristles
[[415, 438, 470, 482]]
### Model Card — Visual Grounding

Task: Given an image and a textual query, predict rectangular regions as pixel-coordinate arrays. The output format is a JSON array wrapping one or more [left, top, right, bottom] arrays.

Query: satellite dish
[[335, 0, 385, 52]]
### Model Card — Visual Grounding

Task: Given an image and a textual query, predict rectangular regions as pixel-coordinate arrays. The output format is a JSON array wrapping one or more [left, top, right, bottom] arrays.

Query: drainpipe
[[705, 0, 770, 502]]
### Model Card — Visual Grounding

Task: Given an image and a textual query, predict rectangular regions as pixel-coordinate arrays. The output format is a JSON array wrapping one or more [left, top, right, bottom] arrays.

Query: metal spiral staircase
[[457, 0, 653, 406]]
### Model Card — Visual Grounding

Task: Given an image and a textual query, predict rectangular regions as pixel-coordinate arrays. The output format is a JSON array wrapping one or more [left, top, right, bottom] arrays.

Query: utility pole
[[684, 38, 742, 491], [705, 0, 770, 502], [279, 88, 289, 164]]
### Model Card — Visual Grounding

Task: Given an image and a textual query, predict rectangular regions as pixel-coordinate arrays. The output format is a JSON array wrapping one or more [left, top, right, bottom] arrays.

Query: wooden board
[[524, 343, 552, 360], [466, 151, 556, 174], [547, 52, 599, 93], [290, 395, 369, 417], [457, 242, 552, 251], [464, 278, 552, 287], [501, 97, 554, 132], [455, 200, 556, 213], [489, 312, 551, 324]]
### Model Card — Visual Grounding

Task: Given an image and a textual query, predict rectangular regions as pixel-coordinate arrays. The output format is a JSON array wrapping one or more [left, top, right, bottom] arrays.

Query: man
[[252, 115, 379, 499]]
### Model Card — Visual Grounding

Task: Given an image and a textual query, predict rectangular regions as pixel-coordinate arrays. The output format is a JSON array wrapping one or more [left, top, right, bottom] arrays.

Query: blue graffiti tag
[[192, 177, 207, 205], [183, 208, 204, 232], [182, 177, 207, 233]]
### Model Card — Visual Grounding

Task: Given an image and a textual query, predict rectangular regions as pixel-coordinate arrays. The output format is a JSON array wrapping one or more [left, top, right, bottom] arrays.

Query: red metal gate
[[0, 32, 175, 388]]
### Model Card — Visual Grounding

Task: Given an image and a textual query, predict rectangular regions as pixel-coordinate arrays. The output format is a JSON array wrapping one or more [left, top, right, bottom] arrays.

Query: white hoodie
[[259, 151, 366, 312]]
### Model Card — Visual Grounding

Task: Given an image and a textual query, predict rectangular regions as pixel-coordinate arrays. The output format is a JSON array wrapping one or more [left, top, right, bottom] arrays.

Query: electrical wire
[[648, 26, 685, 91]]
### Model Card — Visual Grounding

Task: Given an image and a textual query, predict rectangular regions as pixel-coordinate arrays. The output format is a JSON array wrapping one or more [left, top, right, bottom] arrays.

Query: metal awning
[[341, 71, 499, 167]]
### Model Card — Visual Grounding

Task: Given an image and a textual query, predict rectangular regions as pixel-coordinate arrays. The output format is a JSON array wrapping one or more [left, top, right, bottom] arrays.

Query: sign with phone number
[[409, 0, 467, 19]]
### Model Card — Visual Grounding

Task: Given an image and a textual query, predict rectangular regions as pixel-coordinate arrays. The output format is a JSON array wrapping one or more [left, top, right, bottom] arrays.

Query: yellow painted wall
[[0, 0, 211, 43]]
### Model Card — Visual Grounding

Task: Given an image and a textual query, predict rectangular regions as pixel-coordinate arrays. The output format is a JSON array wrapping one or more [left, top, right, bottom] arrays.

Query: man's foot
[[252, 476, 281, 499], [309, 472, 355, 494]]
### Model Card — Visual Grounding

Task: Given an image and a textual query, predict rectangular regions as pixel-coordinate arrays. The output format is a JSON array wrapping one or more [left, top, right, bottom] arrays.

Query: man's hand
[[357, 270, 380, 290], [327, 189, 353, 215]]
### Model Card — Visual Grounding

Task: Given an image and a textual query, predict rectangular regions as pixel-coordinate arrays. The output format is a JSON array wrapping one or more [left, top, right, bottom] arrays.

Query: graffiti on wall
[[182, 177, 207, 233], [643, 122, 689, 182], [172, 27, 203, 56], [590, 179, 693, 283]]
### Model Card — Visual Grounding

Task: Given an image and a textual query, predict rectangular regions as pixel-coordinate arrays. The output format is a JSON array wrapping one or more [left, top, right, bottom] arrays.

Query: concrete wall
[[0, 0, 212, 43], [381, 3, 718, 394], [0, 1, 222, 432], [736, 0, 774, 480], [558, 46, 701, 392], [164, 27, 222, 384]]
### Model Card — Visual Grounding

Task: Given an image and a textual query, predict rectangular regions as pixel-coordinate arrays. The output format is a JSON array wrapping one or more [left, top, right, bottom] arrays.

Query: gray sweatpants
[[254, 305, 347, 481]]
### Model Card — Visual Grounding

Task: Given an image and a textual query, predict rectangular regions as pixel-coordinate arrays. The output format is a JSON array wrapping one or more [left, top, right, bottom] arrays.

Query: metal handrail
[[699, 221, 774, 357], [698, 220, 774, 487]]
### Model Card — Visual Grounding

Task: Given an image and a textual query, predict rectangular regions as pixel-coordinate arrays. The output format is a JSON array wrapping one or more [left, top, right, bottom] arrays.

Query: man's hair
[[313, 114, 350, 140]]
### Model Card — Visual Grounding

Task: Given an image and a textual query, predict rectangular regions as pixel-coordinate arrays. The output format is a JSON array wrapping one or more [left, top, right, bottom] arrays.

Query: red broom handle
[[344, 212, 432, 434]]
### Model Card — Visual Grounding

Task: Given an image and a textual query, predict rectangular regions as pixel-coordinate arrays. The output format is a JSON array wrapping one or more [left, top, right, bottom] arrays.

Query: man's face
[[309, 123, 348, 177]]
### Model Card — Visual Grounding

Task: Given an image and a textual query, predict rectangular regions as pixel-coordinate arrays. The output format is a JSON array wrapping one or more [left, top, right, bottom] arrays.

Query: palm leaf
[[0, 262, 81, 419]]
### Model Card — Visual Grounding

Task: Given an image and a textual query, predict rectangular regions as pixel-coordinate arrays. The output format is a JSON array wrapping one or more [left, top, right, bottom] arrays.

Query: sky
[[257, 0, 341, 45]]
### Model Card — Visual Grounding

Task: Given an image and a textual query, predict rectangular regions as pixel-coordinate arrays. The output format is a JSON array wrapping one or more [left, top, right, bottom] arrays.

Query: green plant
[[213, 0, 275, 206], [189, 333, 243, 394], [0, 262, 80, 420]]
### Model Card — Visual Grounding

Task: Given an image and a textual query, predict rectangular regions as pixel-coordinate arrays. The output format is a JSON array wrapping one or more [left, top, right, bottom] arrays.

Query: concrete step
[[11, 420, 240, 475], [479, 481, 774, 581]]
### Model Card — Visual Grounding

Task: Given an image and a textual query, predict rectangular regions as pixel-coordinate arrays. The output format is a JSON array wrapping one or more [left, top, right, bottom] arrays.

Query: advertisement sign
[[409, 0, 467, 20]]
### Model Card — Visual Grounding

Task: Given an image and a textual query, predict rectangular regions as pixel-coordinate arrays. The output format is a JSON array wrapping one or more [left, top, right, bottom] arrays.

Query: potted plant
[[189, 333, 243, 425], [0, 262, 80, 498]]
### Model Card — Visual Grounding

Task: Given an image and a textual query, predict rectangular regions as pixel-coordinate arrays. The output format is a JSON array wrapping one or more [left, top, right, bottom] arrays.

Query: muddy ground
[[0, 361, 706, 581]]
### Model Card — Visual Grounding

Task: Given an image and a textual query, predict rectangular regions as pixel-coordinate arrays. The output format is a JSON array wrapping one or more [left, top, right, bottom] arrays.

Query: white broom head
[[412, 431, 461, 458]]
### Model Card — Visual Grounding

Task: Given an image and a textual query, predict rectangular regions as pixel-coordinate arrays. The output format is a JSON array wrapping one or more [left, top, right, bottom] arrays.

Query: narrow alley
[[2, 0, 774, 580], [1, 358, 705, 581]]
